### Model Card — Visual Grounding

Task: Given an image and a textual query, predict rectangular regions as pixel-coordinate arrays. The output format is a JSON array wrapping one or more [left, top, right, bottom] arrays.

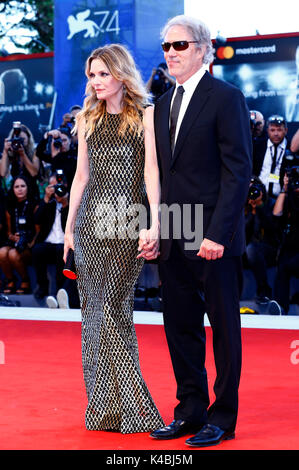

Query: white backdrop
[[1, 1, 298, 54], [184, 0, 299, 39]]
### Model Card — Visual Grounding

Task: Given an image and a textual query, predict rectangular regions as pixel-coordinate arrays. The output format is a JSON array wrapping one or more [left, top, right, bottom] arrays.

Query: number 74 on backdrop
[[53, 0, 183, 128], [66, 9, 120, 40]]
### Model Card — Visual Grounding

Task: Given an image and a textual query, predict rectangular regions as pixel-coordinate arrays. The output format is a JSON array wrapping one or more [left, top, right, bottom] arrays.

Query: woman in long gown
[[63, 44, 164, 434]]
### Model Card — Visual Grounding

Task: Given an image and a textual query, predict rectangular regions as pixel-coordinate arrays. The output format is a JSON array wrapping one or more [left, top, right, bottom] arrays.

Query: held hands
[[137, 233, 224, 261], [197, 238, 224, 260], [137, 226, 160, 260]]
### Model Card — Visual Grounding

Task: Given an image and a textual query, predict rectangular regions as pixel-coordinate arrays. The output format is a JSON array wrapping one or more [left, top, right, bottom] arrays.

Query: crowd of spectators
[[0, 94, 298, 315], [245, 111, 299, 314], [0, 105, 81, 308]]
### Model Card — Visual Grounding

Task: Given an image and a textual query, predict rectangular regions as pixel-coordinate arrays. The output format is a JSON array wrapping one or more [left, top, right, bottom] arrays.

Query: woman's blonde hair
[[76, 43, 150, 139]]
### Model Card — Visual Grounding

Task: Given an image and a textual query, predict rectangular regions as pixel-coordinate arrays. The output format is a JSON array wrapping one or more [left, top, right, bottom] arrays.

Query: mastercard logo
[[216, 46, 235, 59]]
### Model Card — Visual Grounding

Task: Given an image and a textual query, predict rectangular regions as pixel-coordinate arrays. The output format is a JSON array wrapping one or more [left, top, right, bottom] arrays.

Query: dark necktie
[[268, 144, 278, 197], [170, 85, 185, 154]]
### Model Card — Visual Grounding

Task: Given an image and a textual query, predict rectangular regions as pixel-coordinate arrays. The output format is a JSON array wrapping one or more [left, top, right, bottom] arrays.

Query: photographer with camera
[[31, 172, 69, 299], [250, 110, 266, 142], [272, 167, 299, 315], [35, 128, 77, 192], [245, 176, 281, 305], [146, 62, 175, 103], [0, 122, 40, 201], [253, 115, 291, 200], [61, 112, 75, 130], [60, 112, 78, 154], [0, 175, 39, 294]]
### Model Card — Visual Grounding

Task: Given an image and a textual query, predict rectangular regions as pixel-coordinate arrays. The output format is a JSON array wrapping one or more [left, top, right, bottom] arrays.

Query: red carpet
[[0, 319, 298, 450]]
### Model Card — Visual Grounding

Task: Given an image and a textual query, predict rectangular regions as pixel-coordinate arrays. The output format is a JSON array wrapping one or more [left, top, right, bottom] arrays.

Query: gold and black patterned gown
[[74, 112, 164, 434]]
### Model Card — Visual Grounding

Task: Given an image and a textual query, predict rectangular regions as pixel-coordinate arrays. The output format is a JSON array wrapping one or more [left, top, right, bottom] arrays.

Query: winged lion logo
[[67, 9, 101, 40]]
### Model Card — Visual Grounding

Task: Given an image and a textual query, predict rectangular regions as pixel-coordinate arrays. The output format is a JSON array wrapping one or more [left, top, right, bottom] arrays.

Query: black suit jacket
[[252, 136, 291, 189], [154, 71, 252, 260], [34, 199, 69, 243]]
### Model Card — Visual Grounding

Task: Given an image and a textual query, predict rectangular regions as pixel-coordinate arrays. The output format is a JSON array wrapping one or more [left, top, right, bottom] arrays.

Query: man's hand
[[44, 129, 62, 157], [47, 129, 61, 139], [44, 184, 55, 203], [137, 226, 160, 260], [197, 238, 224, 260]]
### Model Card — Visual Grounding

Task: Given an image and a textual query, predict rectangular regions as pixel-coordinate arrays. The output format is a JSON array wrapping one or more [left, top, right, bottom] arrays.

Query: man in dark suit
[[149, 15, 252, 447], [32, 173, 69, 299], [253, 115, 291, 199]]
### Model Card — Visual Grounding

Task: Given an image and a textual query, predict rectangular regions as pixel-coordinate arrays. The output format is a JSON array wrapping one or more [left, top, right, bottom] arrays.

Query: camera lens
[[53, 137, 62, 148], [54, 184, 67, 197], [248, 184, 262, 200]]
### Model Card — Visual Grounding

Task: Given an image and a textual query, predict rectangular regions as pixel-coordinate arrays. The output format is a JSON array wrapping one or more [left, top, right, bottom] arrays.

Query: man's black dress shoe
[[150, 420, 198, 440], [185, 424, 235, 447]]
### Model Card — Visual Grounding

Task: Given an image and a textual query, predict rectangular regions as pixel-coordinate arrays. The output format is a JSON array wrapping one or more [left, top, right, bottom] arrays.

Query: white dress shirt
[[259, 138, 287, 196], [45, 202, 65, 244], [170, 65, 208, 145]]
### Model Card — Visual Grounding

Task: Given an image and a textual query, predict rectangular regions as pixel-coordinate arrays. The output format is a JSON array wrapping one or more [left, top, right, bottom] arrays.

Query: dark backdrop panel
[[0, 54, 54, 147], [212, 34, 299, 138]]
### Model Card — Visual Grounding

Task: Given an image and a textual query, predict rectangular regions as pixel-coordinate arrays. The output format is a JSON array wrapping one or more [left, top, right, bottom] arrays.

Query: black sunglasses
[[161, 40, 199, 52]]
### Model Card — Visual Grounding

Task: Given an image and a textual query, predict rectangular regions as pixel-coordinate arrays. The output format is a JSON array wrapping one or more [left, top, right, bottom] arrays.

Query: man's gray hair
[[161, 15, 214, 65]]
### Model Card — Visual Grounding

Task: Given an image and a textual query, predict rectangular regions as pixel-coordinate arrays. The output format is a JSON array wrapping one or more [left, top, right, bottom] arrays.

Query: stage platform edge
[[0, 306, 299, 329]]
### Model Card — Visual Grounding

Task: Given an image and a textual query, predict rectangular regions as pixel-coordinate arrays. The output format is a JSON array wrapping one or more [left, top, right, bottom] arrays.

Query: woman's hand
[[137, 225, 160, 260], [3, 139, 12, 154], [64, 231, 74, 262]]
